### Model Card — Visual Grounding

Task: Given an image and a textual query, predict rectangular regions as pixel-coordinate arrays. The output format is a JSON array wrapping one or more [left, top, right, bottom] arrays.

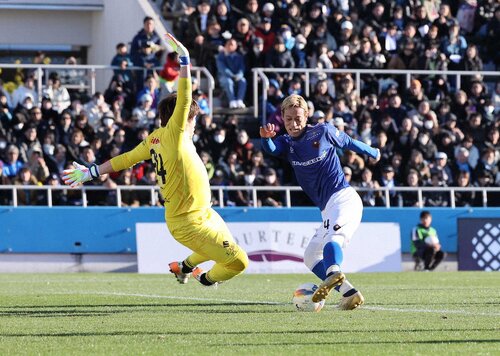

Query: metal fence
[[0, 63, 215, 110], [1, 185, 499, 208], [252, 67, 500, 121]]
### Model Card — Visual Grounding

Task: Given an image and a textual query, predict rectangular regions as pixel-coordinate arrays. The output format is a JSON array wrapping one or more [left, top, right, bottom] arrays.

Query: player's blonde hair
[[281, 94, 308, 117]]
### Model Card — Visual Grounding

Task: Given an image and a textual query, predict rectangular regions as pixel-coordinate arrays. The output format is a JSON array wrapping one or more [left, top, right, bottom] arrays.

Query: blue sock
[[311, 261, 326, 280], [323, 241, 343, 276]]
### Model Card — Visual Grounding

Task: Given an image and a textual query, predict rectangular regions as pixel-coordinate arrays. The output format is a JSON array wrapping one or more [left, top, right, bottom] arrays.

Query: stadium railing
[[252, 67, 500, 120], [1, 185, 499, 208], [0, 63, 215, 110]]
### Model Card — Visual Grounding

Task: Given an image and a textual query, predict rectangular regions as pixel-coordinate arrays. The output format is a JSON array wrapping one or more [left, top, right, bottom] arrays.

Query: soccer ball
[[292, 283, 325, 312]]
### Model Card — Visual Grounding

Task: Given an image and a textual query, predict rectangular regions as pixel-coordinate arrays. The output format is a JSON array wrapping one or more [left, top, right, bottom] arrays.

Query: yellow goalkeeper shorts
[[166, 208, 247, 267]]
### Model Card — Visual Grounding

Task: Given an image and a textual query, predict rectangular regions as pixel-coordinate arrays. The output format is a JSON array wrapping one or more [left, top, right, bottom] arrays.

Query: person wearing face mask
[[208, 126, 228, 164], [44, 144, 67, 175], [84, 92, 111, 129], [244, 36, 266, 89], [422, 115, 436, 132], [480, 99, 496, 125], [233, 129, 254, 163], [40, 131, 56, 157], [279, 24, 295, 51], [291, 34, 308, 68], [62, 33, 248, 288], [12, 94, 34, 131], [0, 136, 7, 157], [228, 166, 253, 207], [256, 167, 284, 207], [12, 76, 38, 108], [260, 94, 381, 311], [413, 131, 438, 162], [96, 114, 117, 146]]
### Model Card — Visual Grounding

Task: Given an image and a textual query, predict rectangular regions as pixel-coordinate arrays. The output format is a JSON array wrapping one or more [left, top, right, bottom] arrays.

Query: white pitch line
[[50, 291, 500, 316], [362, 305, 500, 317]]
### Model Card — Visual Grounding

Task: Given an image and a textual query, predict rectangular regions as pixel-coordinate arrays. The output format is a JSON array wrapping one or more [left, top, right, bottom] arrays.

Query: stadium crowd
[[0, 0, 499, 207]]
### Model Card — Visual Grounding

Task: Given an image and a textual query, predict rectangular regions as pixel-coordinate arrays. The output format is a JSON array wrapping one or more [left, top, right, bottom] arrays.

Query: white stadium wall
[[136, 222, 403, 274], [0, 0, 168, 90], [88, 0, 168, 90], [0, 10, 93, 47]]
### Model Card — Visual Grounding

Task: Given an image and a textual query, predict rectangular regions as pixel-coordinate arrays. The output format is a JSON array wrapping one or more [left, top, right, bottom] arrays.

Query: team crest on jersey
[[150, 137, 160, 144], [335, 130, 340, 137], [289, 146, 294, 153], [312, 141, 319, 148]]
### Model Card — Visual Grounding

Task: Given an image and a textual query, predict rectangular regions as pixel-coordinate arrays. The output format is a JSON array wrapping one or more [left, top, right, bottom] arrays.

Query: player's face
[[421, 216, 432, 228], [283, 106, 308, 137]]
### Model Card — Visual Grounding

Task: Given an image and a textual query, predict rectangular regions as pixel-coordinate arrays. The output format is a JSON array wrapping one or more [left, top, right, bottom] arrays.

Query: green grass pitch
[[0, 272, 499, 355]]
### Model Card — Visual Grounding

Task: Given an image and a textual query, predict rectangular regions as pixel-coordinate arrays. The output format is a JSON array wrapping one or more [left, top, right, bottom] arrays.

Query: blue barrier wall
[[1, 207, 499, 253]]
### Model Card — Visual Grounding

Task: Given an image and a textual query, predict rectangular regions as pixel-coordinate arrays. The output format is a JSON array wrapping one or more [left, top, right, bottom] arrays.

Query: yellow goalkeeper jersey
[[109, 77, 211, 219]]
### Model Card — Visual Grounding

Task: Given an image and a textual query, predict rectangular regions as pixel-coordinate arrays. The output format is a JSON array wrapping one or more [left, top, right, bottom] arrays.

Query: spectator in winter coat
[[111, 43, 133, 76], [130, 16, 163, 66], [265, 36, 295, 82], [216, 38, 247, 109]]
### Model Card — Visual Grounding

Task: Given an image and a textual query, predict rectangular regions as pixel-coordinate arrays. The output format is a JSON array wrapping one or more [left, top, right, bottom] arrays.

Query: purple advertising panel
[[458, 218, 500, 271]]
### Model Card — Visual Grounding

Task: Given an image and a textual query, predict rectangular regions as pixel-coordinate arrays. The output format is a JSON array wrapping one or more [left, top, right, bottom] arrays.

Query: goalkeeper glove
[[62, 162, 100, 188], [165, 32, 190, 65]]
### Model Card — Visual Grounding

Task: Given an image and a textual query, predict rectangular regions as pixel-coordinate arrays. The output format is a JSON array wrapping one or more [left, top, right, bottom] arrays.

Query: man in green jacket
[[411, 211, 445, 271]]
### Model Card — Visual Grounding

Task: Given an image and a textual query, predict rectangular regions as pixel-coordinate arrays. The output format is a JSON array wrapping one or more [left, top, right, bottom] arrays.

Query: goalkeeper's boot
[[192, 267, 218, 288], [169, 261, 190, 284], [338, 290, 365, 310], [312, 271, 345, 303]]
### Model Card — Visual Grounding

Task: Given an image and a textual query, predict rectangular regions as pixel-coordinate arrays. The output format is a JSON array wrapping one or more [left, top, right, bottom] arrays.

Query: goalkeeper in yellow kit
[[62, 33, 248, 287]]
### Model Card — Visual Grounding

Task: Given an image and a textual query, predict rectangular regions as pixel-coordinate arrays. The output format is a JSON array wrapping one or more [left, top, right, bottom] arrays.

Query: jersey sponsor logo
[[306, 131, 320, 140], [291, 150, 327, 167], [150, 137, 160, 144]]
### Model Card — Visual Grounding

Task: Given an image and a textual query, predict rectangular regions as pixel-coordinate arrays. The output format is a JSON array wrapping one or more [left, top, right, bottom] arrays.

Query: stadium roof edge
[[0, 1, 103, 11]]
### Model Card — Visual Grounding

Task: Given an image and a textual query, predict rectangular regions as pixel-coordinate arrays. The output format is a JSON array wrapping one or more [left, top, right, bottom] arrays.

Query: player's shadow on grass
[[0, 302, 291, 318], [208, 339, 500, 347], [1, 329, 499, 338]]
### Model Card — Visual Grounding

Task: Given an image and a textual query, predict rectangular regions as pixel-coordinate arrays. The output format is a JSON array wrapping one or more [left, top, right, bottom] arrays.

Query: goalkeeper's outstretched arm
[[62, 161, 114, 188], [164, 32, 192, 130], [62, 141, 150, 187]]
